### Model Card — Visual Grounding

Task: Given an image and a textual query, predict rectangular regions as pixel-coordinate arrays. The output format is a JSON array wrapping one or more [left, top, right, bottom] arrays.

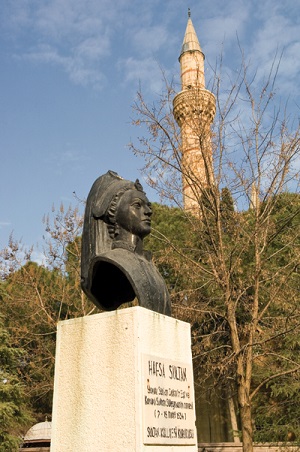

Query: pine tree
[[0, 310, 32, 451]]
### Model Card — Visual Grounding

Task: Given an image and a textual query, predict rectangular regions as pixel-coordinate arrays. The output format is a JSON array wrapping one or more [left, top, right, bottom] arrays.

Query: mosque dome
[[21, 421, 51, 450]]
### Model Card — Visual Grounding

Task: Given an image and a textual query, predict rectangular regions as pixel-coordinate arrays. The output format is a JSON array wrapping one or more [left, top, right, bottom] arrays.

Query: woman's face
[[115, 189, 152, 238]]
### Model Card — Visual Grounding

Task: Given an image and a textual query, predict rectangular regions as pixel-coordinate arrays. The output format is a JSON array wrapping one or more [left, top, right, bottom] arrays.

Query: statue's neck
[[113, 230, 144, 255]]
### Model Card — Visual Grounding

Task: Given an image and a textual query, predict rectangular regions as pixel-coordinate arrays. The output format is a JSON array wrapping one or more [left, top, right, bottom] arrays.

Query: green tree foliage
[[0, 195, 299, 448], [0, 311, 32, 451], [0, 60, 299, 451], [250, 193, 300, 441], [0, 203, 96, 425], [129, 54, 300, 451], [145, 203, 193, 297], [147, 194, 300, 445]]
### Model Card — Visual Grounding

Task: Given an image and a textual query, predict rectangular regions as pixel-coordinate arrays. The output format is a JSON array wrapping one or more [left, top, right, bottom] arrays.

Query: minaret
[[173, 10, 216, 212]]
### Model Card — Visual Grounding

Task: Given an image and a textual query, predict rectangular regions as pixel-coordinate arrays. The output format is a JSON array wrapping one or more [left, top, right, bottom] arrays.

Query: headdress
[[81, 171, 144, 298], [90, 171, 144, 221]]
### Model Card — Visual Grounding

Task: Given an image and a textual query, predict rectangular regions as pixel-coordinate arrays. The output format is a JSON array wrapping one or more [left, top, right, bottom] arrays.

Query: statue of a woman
[[81, 171, 171, 316]]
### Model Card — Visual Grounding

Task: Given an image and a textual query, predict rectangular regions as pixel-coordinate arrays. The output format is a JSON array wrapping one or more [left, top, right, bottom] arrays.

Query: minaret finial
[[188, 8, 191, 18]]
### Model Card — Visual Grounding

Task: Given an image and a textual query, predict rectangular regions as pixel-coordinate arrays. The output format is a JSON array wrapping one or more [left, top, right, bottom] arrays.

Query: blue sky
[[1, 0, 299, 256]]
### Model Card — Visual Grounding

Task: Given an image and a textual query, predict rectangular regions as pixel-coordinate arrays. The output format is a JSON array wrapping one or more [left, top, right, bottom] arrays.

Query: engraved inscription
[[142, 354, 197, 445]]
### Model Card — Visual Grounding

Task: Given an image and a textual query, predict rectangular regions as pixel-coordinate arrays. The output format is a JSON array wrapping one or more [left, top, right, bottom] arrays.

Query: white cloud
[[204, 9, 250, 55], [2, 0, 299, 101], [119, 57, 169, 94], [193, 0, 300, 113], [244, 6, 300, 100], [20, 42, 106, 89], [3, 0, 126, 88], [76, 36, 110, 61], [131, 26, 170, 55]]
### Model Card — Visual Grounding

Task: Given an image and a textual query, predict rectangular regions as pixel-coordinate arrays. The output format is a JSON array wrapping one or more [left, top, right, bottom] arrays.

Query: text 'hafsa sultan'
[[148, 361, 187, 382]]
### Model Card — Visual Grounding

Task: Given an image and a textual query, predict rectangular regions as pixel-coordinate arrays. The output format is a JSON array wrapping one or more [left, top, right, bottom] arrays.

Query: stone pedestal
[[50, 307, 197, 451]]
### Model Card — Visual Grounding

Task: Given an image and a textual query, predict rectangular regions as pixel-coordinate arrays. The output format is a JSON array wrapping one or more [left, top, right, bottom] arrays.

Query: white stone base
[[50, 307, 197, 451]]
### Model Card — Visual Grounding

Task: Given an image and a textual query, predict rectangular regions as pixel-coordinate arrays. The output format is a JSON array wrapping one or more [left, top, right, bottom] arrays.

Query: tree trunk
[[228, 396, 241, 443], [239, 387, 253, 452], [227, 299, 254, 452]]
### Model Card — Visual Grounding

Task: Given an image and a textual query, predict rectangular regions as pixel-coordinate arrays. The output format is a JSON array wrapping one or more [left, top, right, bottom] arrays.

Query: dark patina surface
[[81, 171, 171, 316]]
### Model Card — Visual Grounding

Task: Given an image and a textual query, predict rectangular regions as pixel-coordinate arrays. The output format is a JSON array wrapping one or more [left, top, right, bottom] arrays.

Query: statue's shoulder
[[99, 247, 152, 267]]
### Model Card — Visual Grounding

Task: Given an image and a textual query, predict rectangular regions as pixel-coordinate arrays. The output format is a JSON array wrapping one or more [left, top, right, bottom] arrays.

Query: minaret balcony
[[173, 88, 216, 125]]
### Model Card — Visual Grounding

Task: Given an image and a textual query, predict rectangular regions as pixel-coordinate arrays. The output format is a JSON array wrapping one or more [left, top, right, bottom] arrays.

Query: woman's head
[[105, 182, 152, 239], [114, 188, 152, 238]]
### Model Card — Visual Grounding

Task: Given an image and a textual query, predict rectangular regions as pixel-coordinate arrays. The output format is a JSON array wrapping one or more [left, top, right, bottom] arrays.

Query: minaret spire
[[173, 14, 216, 212], [179, 12, 205, 89]]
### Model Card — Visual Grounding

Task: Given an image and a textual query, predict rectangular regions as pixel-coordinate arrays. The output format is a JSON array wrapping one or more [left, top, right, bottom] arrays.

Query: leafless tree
[[129, 55, 300, 451]]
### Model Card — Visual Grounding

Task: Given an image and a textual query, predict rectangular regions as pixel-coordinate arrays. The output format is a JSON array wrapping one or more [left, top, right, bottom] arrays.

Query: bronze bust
[[81, 171, 171, 316]]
